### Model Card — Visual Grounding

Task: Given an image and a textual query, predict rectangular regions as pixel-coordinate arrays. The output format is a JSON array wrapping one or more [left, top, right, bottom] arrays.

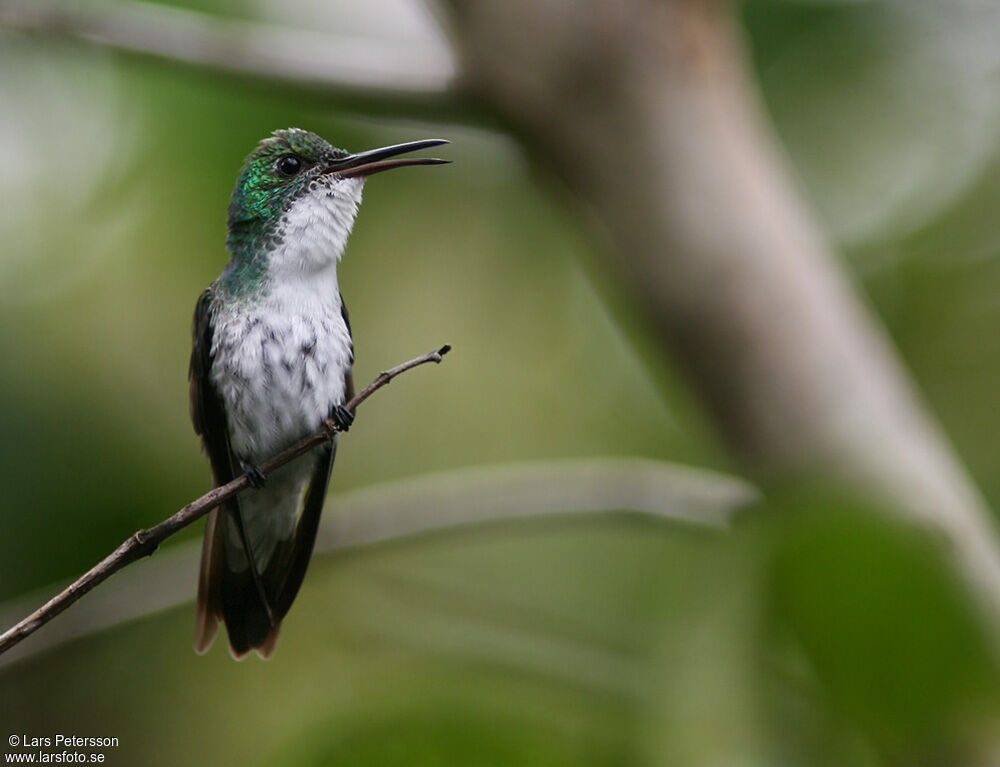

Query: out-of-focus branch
[[0, 0, 461, 117], [0, 459, 754, 668], [440, 0, 1000, 639], [0, 345, 451, 658]]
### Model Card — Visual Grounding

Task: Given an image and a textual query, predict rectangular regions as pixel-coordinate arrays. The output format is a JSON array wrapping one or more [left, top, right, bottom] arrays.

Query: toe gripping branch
[[240, 462, 269, 489], [327, 404, 355, 434]]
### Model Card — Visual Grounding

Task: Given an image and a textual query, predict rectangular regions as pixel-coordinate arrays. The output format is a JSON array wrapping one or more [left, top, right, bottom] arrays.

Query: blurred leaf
[[767, 493, 1000, 760]]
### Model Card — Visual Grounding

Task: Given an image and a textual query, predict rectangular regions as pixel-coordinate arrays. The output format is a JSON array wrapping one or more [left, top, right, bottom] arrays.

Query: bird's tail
[[194, 503, 281, 658], [195, 444, 334, 659]]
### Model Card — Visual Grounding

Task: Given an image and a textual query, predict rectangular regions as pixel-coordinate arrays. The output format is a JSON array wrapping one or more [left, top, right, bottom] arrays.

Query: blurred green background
[[3, 0, 1000, 764]]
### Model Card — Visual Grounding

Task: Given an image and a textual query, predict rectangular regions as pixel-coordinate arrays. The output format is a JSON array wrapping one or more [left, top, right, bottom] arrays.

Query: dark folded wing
[[190, 287, 236, 485], [190, 287, 256, 654]]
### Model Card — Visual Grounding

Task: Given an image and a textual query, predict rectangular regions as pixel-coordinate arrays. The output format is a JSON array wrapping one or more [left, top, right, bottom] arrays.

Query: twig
[[0, 344, 451, 657], [0, 459, 755, 669]]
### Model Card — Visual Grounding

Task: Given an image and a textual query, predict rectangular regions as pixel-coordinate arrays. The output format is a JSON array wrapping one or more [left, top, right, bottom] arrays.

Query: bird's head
[[225, 128, 448, 274]]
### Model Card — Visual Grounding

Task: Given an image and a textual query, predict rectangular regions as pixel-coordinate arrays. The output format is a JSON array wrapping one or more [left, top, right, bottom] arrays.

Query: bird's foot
[[241, 462, 268, 489], [329, 404, 355, 433]]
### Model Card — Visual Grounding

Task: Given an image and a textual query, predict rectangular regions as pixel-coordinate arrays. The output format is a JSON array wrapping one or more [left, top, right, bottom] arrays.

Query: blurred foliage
[[3, 0, 1000, 764], [766, 495, 1000, 762]]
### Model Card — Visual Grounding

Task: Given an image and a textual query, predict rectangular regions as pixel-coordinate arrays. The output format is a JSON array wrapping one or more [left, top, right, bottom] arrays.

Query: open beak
[[323, 139, 450, 179]]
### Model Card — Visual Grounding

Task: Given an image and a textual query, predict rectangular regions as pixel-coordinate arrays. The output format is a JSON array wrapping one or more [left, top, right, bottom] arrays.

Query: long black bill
[[325, 139, 450, 179]]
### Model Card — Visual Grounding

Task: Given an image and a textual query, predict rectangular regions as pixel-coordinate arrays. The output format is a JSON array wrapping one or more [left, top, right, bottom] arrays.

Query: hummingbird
[[189, 128, 449, 658]]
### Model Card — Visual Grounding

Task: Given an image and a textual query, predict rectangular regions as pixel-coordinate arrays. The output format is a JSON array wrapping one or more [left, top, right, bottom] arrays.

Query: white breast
[[209, 268, 353, 463]]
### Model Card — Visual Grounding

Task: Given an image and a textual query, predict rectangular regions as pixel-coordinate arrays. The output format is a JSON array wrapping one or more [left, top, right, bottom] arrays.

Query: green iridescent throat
[[219, 128, 343, 296]]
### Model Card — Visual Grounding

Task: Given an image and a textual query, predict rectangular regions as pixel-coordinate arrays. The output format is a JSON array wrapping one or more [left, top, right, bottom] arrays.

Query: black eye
[[276, 154, 303, 177]]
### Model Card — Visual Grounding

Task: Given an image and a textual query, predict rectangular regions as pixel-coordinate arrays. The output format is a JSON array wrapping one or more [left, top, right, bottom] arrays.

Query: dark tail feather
[[194, 443, 335, 659], [219, 555, 276, 659]]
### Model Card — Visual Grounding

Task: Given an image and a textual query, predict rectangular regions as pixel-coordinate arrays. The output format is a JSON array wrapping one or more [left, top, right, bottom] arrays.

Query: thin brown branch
[[0, 344, 451, 657], [0, 459, 754, 669]]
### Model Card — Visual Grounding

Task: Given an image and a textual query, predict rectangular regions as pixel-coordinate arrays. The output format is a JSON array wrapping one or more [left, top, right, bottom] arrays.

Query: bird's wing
[[190, 286, 239, 654], [190, 288, 236, 488], [340, 293, 355, 402]]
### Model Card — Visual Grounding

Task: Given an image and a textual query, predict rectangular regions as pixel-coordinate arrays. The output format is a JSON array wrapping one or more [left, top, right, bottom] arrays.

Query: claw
[[241, 462, 268, 488], [330, 404, 355, 432]]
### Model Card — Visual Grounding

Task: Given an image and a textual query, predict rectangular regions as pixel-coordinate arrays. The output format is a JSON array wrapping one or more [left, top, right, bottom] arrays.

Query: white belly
[[209, 293, 353, 464]]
